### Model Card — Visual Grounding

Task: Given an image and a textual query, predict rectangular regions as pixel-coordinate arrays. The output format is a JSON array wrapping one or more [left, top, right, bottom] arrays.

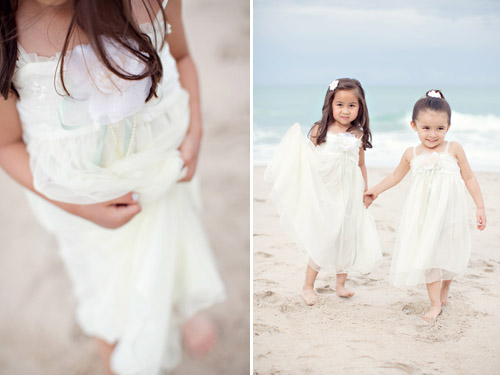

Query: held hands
[[363, 189, 378, 208], [56, 192, 142, 229], [363, 194, 373, 209], [476, 208, 486, 231], [178, 131, 201, 182]]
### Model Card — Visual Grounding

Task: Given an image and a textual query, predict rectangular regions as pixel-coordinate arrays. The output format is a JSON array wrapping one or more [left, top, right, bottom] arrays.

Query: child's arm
[[0, 93, 141, 229], [451, 141, 486, 231], [166, 0, 202, 182], [364, 147, 412, 200], [358, 145, 372, 208], [309, 125, 320, 146]]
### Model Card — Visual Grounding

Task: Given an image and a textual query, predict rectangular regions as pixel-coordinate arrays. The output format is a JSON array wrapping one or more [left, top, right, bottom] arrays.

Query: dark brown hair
[[0, 0, 166, 101], [0, 0, 19, 98], [310, 78, 372, 150], [412, 89, 452, 124]]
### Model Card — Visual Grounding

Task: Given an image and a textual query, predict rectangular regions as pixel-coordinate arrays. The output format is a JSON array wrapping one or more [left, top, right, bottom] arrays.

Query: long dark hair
[[310, 78, 372, 150], [0, 0, 166, 101]]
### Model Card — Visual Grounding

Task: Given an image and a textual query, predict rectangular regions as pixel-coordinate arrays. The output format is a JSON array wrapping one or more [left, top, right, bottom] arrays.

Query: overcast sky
[[254, 0, 500, 87]]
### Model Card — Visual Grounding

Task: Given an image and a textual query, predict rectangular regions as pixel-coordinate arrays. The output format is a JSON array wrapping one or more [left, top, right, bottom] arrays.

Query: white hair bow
[[329, 79, 339, 91]]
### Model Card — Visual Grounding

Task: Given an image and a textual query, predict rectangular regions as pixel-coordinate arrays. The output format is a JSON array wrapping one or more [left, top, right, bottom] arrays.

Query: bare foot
[[182, 313, 217, 357], [300, 286, 317, 306], [440, 284, 451, 306], [336, 285, 354, 298], [423, 306, 442, 322]]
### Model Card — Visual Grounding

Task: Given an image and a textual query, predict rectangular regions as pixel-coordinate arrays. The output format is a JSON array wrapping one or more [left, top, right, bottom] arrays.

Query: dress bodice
[[410, 142, 460, 178], [13, 17, 181, 142], [316, 132, 361, 165], [11, 9, 191, 205]]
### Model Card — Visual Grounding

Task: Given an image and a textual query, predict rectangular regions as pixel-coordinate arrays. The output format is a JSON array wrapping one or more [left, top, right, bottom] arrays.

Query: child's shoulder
[[446, 140, 466, 159], [310, 124, 320, 137], [309, 124, 321, 145], [402, 146, 414, 162], [446, 140, 463, 152]]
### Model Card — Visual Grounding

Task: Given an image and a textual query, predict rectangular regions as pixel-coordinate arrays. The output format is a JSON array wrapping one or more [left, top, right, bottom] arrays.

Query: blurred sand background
[[254, 166, 500, 375], [0, 0, 249, 374]]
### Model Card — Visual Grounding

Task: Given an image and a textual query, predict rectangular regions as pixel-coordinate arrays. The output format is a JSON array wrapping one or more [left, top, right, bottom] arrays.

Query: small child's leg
[[95, 337, 117, 375], [423, 281, 442, 322], [440, 280, 452, 306], [336, 273, 354, 298], [182, 312, 217, 357], [301, 264, 318, 305]]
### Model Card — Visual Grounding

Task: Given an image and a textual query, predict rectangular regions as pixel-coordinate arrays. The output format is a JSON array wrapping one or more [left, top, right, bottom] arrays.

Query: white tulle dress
[[389, 142, 471, 287], [13, 4, 225, 375], [265, 123, 381, 273]]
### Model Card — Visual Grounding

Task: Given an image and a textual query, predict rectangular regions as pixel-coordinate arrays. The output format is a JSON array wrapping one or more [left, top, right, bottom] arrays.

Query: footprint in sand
[[253, 323, 280, 336], [378, 361, 419, 374], [255, 251, 273, 258], [470, 259, 494, 268], [401, 302, 426, 315], [254, 278, 278, 287], [254, 290, 278, 304], [465, 273, 481, 279], [280, 301, 303, 313], [316, 285, 335, 294]]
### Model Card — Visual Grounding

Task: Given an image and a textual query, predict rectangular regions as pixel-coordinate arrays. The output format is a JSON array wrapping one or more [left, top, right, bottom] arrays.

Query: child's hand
[[363, 195, 373, 208], [178, 132, 201, 182], [364, 189, 378, 201], [476, 208, 486, 231], [57, 192, 142, 229]]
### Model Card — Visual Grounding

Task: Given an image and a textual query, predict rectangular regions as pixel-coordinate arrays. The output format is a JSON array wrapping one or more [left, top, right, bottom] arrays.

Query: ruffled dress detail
[[265, 123, 381, 273], [389, 142, 471, 286], [13, 6, 225, 375]]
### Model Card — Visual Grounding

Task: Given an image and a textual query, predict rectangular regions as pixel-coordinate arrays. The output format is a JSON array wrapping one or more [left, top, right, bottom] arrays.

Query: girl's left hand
[[476, 208, 486, 231], [178, 132, 201, 182]]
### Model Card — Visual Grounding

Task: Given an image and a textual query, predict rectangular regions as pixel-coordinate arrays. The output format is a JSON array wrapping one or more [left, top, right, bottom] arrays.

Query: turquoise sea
[[254, 86, 500, 171]]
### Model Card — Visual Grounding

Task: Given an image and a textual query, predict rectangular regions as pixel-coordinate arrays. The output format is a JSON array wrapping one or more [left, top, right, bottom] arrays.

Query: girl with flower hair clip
[[265, 77, 381, 306], [0, 0, 226, 373], [365, 89, 486, 322]]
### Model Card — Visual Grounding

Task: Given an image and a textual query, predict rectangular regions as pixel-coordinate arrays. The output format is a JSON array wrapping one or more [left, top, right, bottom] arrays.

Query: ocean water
[[254, 86, 500, 171]]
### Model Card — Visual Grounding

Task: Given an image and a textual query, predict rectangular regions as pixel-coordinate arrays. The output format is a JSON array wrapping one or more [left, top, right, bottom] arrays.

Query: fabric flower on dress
[[329, 79, 339, 91], [59, 37, 152, 127], [419, 152, 440, 170], [338, 132, 359, 151]]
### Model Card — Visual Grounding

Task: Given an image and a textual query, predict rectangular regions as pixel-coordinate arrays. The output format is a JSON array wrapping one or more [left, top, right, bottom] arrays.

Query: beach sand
[[0, 0, 249, 374], [254, 165, 500, 375]]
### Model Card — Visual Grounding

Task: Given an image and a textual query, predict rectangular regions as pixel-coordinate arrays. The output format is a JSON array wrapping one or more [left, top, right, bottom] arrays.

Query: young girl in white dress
[[365, 90, 486, 322], [0, 0, 225, 373], [265, 78, 381, 306]]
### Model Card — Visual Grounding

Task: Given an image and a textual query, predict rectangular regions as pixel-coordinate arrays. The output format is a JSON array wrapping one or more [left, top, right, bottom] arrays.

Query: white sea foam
[[254, 112, 500, 171]]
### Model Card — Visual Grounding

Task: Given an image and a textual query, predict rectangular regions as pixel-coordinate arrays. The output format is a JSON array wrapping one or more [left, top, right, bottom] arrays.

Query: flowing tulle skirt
[[265, 124, 381, 273], [389, 158, 471, 287], [24, 91, 226, 375]]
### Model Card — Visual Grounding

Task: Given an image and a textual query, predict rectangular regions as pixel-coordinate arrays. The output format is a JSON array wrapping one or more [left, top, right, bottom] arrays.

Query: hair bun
[[426, 90, 444, 99]]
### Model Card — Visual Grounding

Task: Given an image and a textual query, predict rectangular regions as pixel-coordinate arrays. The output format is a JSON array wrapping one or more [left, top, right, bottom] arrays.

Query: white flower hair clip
[[329, 79, 339, 91], [427, 90, 442, 99]]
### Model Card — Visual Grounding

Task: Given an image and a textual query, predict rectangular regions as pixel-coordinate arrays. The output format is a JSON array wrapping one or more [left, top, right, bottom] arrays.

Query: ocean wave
[[254, 112, 500, 171]]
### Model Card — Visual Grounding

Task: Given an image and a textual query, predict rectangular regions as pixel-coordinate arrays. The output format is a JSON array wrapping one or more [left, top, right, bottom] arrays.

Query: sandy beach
[[0, 0, 249, 374], [254, 165, 500, 375]]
